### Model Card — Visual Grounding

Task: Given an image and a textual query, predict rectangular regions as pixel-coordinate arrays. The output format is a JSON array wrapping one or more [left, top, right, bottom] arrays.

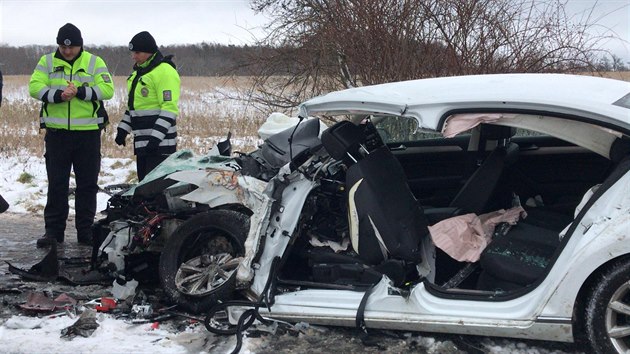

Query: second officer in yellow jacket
[[115, 31, 181, 181]]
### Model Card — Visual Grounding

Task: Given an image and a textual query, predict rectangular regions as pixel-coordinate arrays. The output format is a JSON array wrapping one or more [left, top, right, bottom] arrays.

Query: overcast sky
[[566, 0, 630, 60], [1, 0, 629, 60], [0, 0, 268, 47]]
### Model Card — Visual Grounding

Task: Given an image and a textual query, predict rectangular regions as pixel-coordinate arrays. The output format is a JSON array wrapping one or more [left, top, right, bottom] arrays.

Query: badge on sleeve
[[163, 90, 172, 101], [101, 74, 112, 83]]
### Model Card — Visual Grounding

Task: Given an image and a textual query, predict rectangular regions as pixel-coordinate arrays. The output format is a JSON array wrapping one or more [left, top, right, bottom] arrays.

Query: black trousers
[[136, 153, 169, 181], [44, 129, 101, 240]]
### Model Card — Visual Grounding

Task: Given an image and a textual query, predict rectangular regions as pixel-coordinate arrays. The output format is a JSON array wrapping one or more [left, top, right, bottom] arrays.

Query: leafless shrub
[[245, 0, 616, 112]]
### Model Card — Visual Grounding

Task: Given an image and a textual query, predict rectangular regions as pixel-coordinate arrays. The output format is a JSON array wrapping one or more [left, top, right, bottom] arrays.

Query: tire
[[585, 258, 630, 354], [159, 210, 249, 314]]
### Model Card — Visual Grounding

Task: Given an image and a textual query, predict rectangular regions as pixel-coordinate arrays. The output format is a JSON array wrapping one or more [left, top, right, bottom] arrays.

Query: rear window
[[372, 116, 443, 144], [613, 93, 630, 109]]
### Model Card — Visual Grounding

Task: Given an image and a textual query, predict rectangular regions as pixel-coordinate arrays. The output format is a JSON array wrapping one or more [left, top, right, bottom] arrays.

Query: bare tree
[[245, 0, 613, 113], [611, 54, 628, 71]]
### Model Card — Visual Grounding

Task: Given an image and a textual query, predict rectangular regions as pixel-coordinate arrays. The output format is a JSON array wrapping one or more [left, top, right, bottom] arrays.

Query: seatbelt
[[355, 281, 378, 334]]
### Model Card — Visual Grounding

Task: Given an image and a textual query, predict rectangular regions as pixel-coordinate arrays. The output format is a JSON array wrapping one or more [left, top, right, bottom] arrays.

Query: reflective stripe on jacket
[[28, 50, 114, 131], [119, 52, 180, 156]]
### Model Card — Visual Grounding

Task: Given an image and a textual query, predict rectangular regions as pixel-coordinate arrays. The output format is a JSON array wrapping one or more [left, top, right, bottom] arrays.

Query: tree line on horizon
[[0, 43, 265, 77], [2, 40, 626, 79]]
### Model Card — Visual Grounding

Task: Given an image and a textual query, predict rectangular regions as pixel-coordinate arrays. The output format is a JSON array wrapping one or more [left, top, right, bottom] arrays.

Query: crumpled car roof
[[299, 73, 630, 133]]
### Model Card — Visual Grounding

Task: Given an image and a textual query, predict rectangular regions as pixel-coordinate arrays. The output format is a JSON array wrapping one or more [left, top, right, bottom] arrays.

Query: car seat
[[449, 124, 519, 215], [321, 120, 430, 265], [477, 137, 630, 291]]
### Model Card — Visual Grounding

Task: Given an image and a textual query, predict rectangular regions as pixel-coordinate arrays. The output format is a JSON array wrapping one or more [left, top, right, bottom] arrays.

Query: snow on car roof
[[299, 74, 630, 133]]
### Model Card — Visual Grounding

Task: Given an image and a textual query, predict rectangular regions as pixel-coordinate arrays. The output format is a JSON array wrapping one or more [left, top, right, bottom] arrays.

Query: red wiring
[[137, 213, 169, 245]]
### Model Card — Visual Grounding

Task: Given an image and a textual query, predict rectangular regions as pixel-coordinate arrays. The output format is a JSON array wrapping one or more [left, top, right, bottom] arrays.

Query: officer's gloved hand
[[145, 136, 162, 153], [115, 129, 127, 146]]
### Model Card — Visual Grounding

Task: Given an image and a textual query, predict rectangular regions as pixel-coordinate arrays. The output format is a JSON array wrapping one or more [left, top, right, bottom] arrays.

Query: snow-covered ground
[[0, 310, 583, 354], [0, 154, 133, 215], [1, 314, 225, 354]]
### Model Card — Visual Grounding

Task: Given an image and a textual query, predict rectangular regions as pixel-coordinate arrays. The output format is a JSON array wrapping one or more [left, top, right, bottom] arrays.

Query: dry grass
[[0, 76, 268, 158], [2, 72, 629, 159], [593, 71, 630, 81]]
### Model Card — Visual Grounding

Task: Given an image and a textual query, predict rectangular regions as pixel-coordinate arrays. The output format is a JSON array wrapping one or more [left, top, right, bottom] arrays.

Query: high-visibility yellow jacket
[[119, 51, 180, 156], [29, 49, 114, 131]]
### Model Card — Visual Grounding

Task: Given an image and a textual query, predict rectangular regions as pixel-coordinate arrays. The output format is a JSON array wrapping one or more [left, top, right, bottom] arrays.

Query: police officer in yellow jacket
[[29, 23, 114, 248], [115, 31, 180, 181]]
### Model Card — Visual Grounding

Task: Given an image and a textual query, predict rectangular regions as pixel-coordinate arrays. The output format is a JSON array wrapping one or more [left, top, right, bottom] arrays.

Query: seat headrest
[[321, 121, 365, 161], [480, 124, 516, 140], [504, 142, 520, 165], [609, 136, 630, 165]]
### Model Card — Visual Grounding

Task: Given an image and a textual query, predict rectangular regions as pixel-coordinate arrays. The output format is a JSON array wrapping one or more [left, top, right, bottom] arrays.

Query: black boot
[[77, 230, 93, 246], [0, 193, 8, 213], [36, 234, 64, 248]]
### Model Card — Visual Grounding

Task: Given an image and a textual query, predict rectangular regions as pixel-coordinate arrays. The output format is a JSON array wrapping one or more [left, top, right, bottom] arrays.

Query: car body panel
[[250, 175, 318, 294], [123, 150, 241, 197], [540, 170, 630, 317], [255, 279, 573, 342]]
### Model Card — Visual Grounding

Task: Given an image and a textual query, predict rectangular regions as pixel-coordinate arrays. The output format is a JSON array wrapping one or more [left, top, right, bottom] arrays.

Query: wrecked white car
[[96, 74, 630, 354]]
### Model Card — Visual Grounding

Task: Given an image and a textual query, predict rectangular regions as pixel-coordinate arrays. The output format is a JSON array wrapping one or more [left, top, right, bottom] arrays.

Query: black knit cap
[[129, 31, 158, 53], [56, 23, 83, 46]]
